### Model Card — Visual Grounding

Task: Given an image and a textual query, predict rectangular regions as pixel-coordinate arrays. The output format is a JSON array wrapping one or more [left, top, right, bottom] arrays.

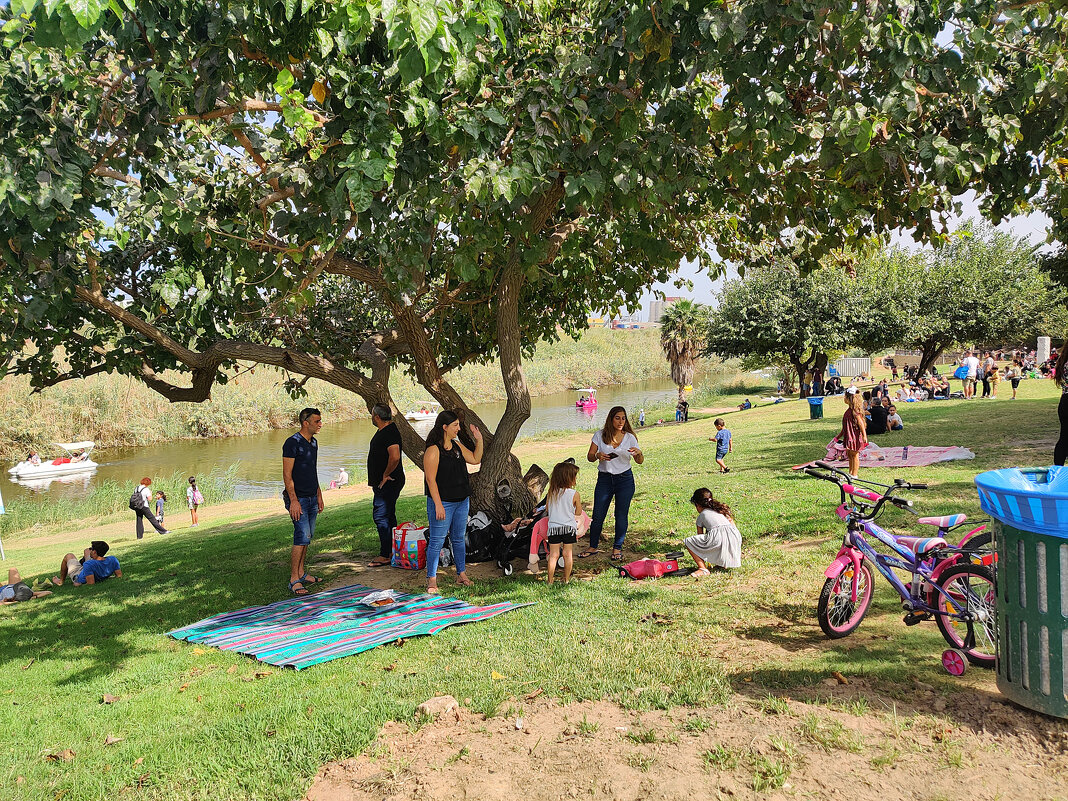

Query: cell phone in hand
[[605, 452, 618, 459]]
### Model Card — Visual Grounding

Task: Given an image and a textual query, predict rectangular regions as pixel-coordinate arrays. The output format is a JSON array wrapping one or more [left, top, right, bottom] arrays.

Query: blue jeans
[[286, 496, 318, 546], [426, 497, 469, 578], [372, 477, 405, 558], [589, 470, 635, 550]]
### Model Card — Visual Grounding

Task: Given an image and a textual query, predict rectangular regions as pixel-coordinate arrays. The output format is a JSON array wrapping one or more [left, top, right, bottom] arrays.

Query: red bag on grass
[[391, 522, 428, 570], [618, 553, 690, 580]]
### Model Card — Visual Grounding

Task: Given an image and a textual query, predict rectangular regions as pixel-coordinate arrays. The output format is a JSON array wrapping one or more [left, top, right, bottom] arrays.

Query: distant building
[[647, 296, 683, 324]]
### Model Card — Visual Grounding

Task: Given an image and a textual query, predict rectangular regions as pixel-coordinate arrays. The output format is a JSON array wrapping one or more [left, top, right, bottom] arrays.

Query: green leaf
[[65, 0, 106, 28], [274, 68, 295, 95], [409, 2, 439, 48], [398, 47, 424, 84], [345, 171, 373, 212]]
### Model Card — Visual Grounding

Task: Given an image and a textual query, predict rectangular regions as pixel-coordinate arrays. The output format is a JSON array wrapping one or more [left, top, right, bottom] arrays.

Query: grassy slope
[[0, 328, 669, 461], [0, 379, 1055, 800]]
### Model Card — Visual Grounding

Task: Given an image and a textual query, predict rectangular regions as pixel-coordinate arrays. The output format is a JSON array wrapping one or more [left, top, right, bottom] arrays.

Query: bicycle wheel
[[934, 563, 996, 667], [817, 561, 874, 639]]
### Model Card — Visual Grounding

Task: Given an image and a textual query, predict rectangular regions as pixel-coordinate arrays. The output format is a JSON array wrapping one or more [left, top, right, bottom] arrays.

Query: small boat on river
[[9, 441, 98, 479], [404, 401, 442, 422], [575, 388, 598, 409]]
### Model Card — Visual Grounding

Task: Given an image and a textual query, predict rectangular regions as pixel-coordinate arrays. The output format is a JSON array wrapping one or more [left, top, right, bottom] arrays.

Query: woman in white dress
[[683, 487, 741, 576]]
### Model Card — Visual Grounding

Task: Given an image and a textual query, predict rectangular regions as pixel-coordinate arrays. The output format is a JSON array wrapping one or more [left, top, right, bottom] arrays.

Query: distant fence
[[832, 357, 872, 377]]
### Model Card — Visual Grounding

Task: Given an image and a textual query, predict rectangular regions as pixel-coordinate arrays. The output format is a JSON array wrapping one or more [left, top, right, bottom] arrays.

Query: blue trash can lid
[[974, 466, 1068, 537], [807, 397, 824, 405]]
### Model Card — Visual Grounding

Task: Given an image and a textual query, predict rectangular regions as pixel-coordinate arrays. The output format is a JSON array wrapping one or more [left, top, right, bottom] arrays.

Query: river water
[[3, 379, 679, 507]]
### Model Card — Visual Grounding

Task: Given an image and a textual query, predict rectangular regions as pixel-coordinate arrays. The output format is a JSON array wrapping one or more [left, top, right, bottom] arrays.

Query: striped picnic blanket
[[168, 584, 531, 669]]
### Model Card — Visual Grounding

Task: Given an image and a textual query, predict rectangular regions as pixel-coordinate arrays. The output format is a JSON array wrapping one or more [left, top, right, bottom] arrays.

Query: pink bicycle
[[803, 462, 996, 674]]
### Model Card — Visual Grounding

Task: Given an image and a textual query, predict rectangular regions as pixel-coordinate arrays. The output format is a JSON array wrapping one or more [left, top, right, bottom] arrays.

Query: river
[[3, 379, 679, 507]]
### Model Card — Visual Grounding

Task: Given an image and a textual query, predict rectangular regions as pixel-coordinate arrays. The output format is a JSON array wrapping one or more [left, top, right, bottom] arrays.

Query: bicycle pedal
[[903, 612, 930, 626]]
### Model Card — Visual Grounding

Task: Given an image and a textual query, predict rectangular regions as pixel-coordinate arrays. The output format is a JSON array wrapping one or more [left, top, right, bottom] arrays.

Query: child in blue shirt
[[709, 418, 733, 473]]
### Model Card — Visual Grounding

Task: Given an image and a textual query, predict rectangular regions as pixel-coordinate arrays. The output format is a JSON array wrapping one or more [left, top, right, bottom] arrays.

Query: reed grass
[[0, 465, 239, 537]]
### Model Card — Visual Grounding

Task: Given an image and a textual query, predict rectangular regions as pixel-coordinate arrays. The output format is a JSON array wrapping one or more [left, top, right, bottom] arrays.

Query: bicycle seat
[[916, 514, 966, 528], [896, 535, 948, 556]]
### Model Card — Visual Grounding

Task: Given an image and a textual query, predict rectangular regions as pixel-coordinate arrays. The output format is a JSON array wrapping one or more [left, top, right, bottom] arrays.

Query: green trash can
[[976, 466, 1068, 718], [807, 396, 824, 420]]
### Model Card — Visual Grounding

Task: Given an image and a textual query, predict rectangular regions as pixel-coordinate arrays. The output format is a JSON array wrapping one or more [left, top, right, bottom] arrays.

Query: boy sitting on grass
[[53, 541, 122, 586], [888, 405, 904, 431]]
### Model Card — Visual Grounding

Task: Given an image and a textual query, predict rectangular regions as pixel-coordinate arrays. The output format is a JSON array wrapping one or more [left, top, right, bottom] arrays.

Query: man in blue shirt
[[282, 408, 324, 595], [52, 541, 121, 586]]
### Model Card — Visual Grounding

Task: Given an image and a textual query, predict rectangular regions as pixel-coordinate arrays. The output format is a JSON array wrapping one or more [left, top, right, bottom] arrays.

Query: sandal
[[577, 549, 601, 559], [426, 586, 441, 596], [289, 580, 309, 596], [299, 573, 322, 584], [611, 550, 623, 561], [366, 559, 390, 568], [691, 568, 711, 578]]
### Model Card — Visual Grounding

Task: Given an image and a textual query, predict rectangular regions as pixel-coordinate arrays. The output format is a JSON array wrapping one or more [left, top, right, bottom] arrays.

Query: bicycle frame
[[826, 505, 980, 619]]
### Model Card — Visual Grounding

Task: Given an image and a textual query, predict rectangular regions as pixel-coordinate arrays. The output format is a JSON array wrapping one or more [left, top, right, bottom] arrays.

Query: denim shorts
[[286, 495, 319, 546]]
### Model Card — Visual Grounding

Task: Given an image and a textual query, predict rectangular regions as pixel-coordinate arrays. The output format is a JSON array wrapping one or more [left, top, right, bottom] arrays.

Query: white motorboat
[[404, 401, 442, 422], [8, 441, 98, 479]]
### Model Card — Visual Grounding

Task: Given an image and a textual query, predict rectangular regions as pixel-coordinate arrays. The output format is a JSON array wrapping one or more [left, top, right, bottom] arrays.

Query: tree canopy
[[888, 223, 1067, 375], [1, 0, 1065, 506], [704, 258, 903, 390]]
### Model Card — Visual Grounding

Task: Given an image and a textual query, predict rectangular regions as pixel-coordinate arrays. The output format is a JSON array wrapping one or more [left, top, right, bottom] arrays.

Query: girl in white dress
[[684, 487, 742, 576]]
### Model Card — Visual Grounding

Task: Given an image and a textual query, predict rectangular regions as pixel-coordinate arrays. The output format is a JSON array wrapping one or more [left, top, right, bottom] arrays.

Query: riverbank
[[1, 378, 1060, 800], [0, 328, 671, 461]]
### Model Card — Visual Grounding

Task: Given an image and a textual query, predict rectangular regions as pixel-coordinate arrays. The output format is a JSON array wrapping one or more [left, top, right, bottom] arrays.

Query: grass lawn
[[0, 378, 1058, 800]]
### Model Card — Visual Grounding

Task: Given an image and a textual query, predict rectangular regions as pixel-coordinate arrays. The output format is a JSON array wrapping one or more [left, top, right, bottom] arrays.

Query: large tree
[[891, 223, 1067, 375], [1, 0, 1064, 509], [704, 260, 904, 393]]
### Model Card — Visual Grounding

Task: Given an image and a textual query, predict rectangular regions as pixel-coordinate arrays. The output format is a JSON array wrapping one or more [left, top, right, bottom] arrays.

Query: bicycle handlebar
[[801, 463, 921, 520]]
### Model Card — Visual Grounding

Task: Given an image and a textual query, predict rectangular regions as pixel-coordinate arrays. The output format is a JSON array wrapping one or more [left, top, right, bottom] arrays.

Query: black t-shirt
[[424, 443, 470, 502], [282, 432, 319, 500], [367, 423, 405, 487], [868, 405, 889, 435]]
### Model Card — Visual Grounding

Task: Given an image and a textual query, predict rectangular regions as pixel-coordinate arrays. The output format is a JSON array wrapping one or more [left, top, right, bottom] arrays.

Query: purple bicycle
[[802, 462, 996, 673]]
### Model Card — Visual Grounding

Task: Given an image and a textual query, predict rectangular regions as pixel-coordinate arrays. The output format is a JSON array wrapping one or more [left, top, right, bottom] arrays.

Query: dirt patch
[[306, 694, 1068, 801]]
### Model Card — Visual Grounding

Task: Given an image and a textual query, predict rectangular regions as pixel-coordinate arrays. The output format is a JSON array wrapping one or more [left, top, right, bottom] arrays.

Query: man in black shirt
[[868, 397, 889, 435], [282, 408, 323, 595], [367, 404, 405, 567]]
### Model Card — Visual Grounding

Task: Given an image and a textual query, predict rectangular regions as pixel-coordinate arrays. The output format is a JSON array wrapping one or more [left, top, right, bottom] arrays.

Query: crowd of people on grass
[[279, 402, 742, 596]]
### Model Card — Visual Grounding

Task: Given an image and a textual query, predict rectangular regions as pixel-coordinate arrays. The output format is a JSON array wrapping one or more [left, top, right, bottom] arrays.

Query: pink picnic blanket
[[793, 438, 975, 470]]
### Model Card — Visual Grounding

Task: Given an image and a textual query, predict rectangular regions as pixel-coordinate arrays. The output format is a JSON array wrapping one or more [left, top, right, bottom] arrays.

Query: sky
[[631, 194, 1054, 319]]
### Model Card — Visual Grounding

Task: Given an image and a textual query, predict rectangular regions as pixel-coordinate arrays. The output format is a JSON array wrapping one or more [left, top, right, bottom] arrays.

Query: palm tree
[[659, 299, 708, 399]]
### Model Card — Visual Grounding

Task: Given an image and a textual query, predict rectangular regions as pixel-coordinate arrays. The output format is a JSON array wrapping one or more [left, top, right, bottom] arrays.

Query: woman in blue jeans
[[423, 410, 483, 594], [580, 406, 644, 561]]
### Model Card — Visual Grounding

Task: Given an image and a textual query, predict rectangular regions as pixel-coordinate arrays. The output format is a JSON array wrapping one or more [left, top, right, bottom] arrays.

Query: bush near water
[[0, 329, 669, 462]]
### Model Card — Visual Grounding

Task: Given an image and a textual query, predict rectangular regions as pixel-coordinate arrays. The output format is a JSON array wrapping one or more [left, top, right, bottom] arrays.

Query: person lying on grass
[[52, 541, 122, 586], [1, 568, 53, 603], [683, 488, 741, 577]]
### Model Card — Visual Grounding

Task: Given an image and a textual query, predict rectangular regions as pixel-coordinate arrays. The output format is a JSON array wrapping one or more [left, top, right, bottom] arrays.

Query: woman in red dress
[[837, 387, 868, 478]]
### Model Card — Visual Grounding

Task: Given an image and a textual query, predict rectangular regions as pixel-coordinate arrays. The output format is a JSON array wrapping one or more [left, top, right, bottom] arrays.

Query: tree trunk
[[813, 352, 828, 382], [916, 342, 945, 378]]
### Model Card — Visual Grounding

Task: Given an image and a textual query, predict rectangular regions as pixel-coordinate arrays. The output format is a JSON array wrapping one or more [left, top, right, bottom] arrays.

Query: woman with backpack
[[187, 476, 203, 527], [132, 477, 169, 539]]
